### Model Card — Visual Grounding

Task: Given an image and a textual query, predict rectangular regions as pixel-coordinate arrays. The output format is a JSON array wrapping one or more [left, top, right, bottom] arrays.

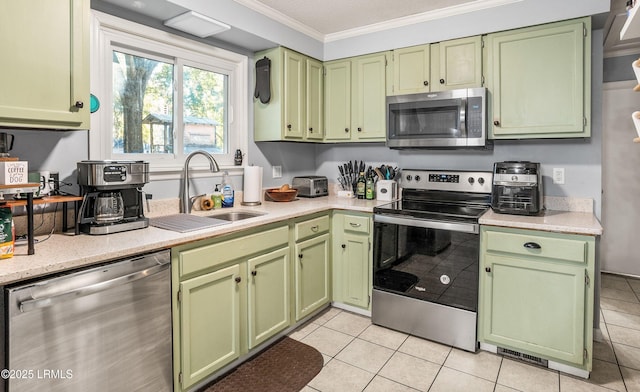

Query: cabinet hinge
[[481, 75, 485, 86], [179, 372, 183, 385], [368, 295, 371, 306], [584, 348, 588, 360], [177, 290, 182, 303], [585, 271, 590, 286], [584, 117, 587, 128], [481, 37, 485, 48], [584, 26, 587, 37]]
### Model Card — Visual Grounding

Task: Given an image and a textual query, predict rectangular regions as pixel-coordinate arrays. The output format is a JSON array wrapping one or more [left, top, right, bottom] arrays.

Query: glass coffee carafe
[[94, 192, 124, 223]]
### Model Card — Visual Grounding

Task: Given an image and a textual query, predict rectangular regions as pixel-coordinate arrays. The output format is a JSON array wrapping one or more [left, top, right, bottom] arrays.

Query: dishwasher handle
[[18, 262, 170, 313]]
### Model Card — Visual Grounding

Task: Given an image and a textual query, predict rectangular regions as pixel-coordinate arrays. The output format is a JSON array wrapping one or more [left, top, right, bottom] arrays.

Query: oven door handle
[[374, 214, 479, 234]]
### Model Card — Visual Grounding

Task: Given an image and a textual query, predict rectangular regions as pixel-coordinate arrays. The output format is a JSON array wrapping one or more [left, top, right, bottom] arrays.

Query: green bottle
[[365, 175, 374, 200]]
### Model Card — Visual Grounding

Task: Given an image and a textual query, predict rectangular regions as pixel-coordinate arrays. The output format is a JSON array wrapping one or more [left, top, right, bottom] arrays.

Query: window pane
[[183, 65, 227, 155], [112, 51, 174, 154]]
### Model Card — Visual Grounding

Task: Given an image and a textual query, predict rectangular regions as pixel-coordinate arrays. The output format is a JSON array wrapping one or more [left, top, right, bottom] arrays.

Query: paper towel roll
[[242, 166, 263, 205]]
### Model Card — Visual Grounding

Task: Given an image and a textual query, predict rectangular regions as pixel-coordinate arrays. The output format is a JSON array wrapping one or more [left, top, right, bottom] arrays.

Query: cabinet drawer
[[179, 225, 289, 277], [485, 230, 587, 264], [342, 215, 370, 234], [295, 215, 330, 242]]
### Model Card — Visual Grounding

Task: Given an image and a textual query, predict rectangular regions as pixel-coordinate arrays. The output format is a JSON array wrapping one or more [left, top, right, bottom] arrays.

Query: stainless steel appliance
[[76, 160, 149, 235], [292, 175, 328, 197], [386, 87, 491, 149], [491, 161, 544, 216], [372, 169, 492, 352], [1, 250, 172, 392], [0, 133, 14, 157]]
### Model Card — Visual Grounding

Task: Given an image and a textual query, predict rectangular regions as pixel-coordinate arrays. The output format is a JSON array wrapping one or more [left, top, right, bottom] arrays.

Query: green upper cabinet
[[325, 52, 388, 142], [478, 226, 595, 371], [430, 36, 483, 91], [254, 47, 323, 141], [0, 0, 90, 130], [306, 58, 324, 140], [388, 36, 482, 95], [485, 17, 591, 139], [389, 44, 431, 95], [324, 60, 352, 141]]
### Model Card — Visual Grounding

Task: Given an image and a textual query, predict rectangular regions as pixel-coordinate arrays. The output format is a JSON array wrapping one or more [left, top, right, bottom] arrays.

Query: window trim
[[90, 11, 248, 176]]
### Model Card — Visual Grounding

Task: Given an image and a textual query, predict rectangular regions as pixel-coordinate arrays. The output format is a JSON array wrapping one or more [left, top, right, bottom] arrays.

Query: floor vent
[[497, 347, 549, 367]]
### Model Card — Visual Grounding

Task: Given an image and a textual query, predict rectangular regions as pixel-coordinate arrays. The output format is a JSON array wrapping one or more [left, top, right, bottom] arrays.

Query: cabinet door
[[295, 233, 331, 320], [336, 232, 370, 308], [391, 44, 430, 95], [352, 53, 387, 141], [481, 254, 586, 365], [324, 60, 352, 140], [179, 264, 241, 390], [306, 58, 324, 140], [283, 49, 305, 139], [486, 18, 589, 138], [247, 247, 290, 349], [431, 36, 482, 91], [0, 0, 90, 130]]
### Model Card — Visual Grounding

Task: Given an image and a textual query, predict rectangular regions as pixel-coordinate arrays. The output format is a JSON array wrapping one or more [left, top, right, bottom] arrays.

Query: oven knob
[[468, 177, 475, 184], [512, 175, 518, 181], [478, 177, 485, 185], [414, 175, 421, 182], [406, 175, 412, 181]]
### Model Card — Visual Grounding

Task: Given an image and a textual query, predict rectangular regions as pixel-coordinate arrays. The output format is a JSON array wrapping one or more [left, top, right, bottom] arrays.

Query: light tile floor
[[288, 273, 640, 392]]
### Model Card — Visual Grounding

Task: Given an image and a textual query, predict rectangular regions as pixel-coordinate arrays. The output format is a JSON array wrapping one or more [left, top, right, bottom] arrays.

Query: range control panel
[[401, 169, 493, 194]]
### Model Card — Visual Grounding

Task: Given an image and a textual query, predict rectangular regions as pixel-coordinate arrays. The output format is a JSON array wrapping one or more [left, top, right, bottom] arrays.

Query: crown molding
[[234, 0, 522, 43]]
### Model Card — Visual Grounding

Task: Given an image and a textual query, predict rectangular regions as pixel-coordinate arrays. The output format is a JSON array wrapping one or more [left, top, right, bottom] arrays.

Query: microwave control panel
[[467, 96, 484, 138]]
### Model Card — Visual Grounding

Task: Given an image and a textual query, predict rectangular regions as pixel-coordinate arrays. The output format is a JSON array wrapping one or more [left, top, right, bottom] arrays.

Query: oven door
[[373, 214, 479, 312], [372, 214, 480, 351]]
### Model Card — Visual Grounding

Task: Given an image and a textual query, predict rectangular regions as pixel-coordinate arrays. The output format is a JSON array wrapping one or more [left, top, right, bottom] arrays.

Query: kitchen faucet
[[181, 150, 220, 213]]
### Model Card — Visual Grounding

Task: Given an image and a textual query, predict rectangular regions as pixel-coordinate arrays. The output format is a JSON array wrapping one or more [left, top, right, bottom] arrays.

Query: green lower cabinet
[[247, 247, 290, 349], [179, 263, 242, 390], [479, 226, 595, 371], [332, 211, 372, 310], [295, 233, 331, 320]]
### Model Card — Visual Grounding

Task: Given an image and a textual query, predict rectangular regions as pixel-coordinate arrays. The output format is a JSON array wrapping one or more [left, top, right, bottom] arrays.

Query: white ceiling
[[234, 0, 477, 36]]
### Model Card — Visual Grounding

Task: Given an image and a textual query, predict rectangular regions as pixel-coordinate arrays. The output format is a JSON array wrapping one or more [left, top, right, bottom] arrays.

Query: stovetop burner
[[374, 169, 493, 223]]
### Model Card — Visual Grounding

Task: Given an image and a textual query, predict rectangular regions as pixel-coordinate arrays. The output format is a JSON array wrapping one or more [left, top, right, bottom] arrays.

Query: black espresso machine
[[76, 160, 149, 235]]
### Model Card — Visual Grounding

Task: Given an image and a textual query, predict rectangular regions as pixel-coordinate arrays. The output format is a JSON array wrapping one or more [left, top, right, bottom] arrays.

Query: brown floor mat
[[200, 336, 323, 392]]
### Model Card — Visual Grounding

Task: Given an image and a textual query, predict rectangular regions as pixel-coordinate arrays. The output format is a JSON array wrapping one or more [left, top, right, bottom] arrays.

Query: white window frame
[[90, 11, 248, 177]]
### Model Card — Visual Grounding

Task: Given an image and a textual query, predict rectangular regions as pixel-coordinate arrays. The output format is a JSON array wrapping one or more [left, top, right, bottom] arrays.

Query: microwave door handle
[[459, 97, 467, 137]]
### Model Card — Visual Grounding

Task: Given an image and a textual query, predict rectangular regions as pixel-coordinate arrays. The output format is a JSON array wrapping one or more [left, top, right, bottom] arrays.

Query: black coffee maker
[[76, 160, 149, 235], [491, 161, 544, 216]]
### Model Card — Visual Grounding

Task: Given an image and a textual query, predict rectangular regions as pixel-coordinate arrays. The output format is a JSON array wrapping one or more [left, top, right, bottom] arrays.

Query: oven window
[[373, 222, 479, 312], [388, 100, 461, 138]]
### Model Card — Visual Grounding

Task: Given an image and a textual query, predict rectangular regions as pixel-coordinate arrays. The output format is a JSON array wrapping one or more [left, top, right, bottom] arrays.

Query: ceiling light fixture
[[163, 11, 230, 38]]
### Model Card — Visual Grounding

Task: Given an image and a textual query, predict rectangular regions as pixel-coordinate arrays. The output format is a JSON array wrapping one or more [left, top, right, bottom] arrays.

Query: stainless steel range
[[372, 169, 492, 352]]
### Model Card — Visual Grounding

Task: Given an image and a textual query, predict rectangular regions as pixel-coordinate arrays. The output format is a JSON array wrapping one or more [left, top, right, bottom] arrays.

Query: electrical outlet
[[552, 168, 565, 185], [272, 165, 282, 179]]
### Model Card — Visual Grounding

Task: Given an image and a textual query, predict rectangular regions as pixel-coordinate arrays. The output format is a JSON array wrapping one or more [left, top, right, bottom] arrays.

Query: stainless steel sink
[[207, 211, 266, 221]]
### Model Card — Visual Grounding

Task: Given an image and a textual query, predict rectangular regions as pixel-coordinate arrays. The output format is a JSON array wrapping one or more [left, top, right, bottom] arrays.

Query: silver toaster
[[292, 176, 328, 197]]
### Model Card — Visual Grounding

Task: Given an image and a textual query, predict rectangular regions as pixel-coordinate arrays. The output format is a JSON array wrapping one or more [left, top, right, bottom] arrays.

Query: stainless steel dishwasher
[[1, 249, 172, 392]]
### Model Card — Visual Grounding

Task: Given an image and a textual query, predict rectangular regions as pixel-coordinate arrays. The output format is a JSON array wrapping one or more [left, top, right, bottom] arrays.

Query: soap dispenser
[[221, 172, 234, 208]]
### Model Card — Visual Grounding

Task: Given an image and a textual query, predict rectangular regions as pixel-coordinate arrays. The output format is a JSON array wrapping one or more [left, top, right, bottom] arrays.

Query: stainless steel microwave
[[386, 87, 491, 149]]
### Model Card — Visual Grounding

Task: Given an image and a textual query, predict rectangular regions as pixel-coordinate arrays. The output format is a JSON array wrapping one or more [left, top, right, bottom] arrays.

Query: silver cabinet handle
[[311, 225, 319, 232], [19, 262, 169, 313], [349, 222, 361, 227]]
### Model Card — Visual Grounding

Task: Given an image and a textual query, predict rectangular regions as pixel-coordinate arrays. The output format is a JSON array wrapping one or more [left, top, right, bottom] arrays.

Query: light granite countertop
[[1, 195, 387, 285], [479, 209, 603, 236], [1, 193, 602, 286]]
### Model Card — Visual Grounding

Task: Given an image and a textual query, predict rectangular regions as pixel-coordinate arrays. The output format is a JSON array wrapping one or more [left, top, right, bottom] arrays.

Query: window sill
[[149, 165, 245, 181]]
